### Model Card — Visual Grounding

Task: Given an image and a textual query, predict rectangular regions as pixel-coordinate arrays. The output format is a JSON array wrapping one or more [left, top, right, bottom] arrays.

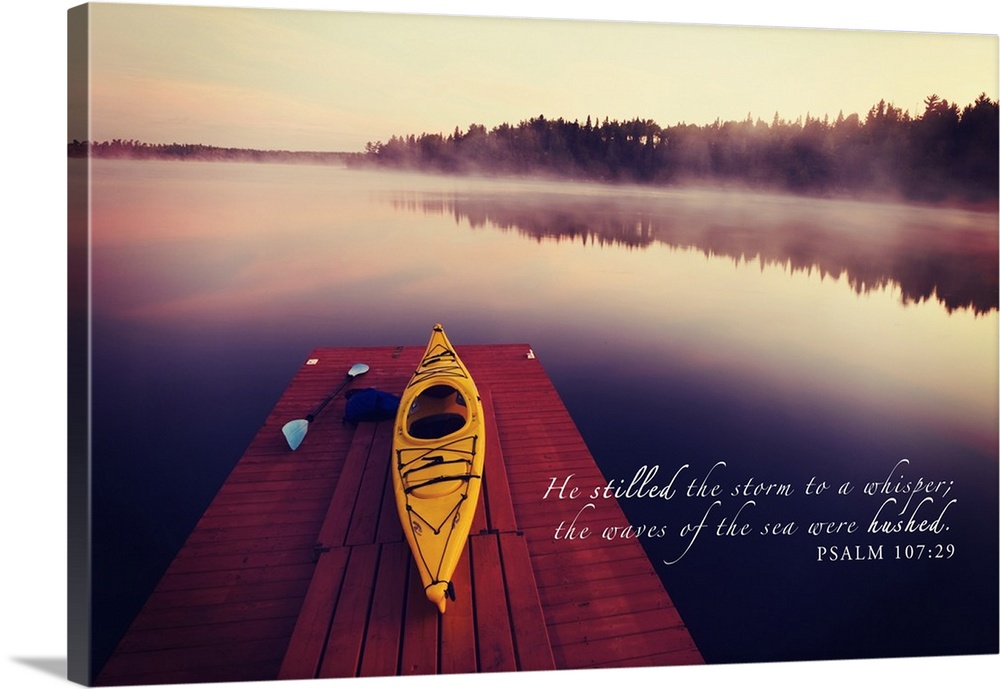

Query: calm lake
[[81, 158, 998, 672]]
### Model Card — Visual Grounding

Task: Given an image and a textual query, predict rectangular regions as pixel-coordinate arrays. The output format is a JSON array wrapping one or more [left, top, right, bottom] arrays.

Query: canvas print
[[67, 2, 998, 687]]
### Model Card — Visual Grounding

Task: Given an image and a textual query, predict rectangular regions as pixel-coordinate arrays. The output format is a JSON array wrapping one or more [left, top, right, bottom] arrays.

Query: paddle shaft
[[306, 374, 355, 421]]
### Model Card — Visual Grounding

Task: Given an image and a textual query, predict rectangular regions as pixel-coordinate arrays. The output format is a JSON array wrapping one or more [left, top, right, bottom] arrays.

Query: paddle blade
[[282, 419, 309, 451]]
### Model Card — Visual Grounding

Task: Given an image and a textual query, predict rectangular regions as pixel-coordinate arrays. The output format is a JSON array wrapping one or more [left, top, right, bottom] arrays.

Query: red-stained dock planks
[[95, 342, 702, 686]]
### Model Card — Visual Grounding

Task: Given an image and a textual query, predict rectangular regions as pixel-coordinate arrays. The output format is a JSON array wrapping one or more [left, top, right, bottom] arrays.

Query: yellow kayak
[[392, 324, 485, 613]]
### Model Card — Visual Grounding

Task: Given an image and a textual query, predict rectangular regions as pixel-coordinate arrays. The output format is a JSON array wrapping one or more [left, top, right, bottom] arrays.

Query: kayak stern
[[426, 582, 451, 614]]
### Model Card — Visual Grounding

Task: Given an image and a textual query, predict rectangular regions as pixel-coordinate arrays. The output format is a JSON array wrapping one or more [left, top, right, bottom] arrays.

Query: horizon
[[72, 91, 998, 154]]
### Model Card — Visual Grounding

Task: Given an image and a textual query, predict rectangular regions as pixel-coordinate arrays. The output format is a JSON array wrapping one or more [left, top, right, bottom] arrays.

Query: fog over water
[[81, 159, 997, 672]]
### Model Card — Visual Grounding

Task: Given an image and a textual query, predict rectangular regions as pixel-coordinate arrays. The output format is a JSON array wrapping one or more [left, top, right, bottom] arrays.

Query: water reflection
[[390, 186, 998, 314]]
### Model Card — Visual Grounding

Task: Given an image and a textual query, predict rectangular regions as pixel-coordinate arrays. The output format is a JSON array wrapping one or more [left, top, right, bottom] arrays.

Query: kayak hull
[[392, 324, 485, 613]]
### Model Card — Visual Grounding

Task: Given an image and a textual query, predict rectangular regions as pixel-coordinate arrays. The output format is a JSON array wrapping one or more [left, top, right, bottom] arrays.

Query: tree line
[[356, 94, 998, 203], [68, 139, 349, 165]]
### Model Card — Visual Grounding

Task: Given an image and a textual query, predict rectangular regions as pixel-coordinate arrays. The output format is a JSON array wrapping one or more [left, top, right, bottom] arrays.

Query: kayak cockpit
[[406, 384, 469, 439]]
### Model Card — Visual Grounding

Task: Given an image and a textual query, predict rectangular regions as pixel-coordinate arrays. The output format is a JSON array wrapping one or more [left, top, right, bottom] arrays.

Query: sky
[[75, 1, 1000, 152]]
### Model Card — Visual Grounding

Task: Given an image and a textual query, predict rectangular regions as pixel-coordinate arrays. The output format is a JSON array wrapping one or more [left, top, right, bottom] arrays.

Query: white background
[[2, 1, 997, 688]]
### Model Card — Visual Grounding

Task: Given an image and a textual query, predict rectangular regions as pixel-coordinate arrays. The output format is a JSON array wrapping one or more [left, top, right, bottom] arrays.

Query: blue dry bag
[[343, 388, 400, 424]]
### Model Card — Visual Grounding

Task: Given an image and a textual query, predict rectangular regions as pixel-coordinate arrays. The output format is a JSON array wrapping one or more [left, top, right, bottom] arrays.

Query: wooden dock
[[96, 342, 702, 685]]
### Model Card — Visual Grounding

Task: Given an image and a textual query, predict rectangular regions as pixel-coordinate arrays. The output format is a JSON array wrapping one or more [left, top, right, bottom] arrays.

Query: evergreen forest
[[356, 94, 998, 203]]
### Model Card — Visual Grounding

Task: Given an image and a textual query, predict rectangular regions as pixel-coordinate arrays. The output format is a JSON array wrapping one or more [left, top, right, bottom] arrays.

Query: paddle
[[282, 362, 370, 450]]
